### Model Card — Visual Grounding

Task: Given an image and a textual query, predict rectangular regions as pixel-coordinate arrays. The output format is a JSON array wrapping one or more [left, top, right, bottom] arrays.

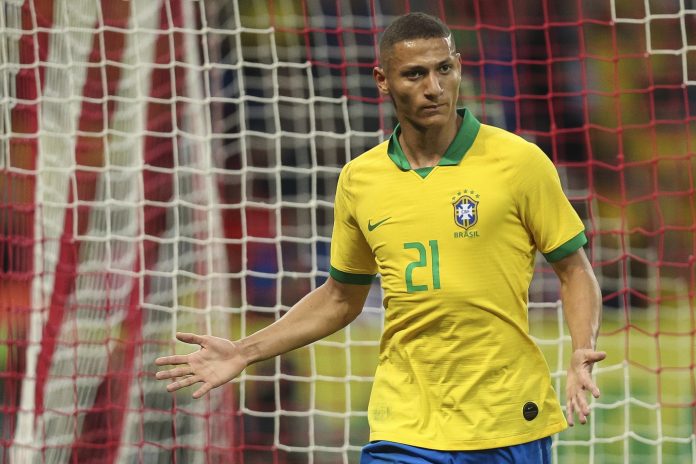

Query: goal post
[[3, 0, 237, 462], [1, 1, 695, 463]]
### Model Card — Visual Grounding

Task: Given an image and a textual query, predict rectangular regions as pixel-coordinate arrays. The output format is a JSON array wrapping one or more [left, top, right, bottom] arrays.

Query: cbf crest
[[452, 193, 479, 230]]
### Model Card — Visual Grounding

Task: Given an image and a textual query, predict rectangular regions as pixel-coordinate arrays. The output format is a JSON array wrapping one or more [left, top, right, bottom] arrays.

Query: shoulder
[[477, 124, 541, 155], [340, 139, 391, 181], [476, 123, 552, 169], [348, 139, 391, 168]]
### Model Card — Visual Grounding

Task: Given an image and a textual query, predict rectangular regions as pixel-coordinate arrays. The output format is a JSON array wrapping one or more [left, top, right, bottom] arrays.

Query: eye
[[404, 70, 424, 79], [439, 64, 452, 73]]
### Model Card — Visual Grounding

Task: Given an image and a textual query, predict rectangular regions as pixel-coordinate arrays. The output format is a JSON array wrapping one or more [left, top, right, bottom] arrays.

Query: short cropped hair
[[379, 13, 452, 66]]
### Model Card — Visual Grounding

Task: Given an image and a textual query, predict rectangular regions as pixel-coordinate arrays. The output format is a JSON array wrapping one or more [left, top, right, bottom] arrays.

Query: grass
[[230, 298, 694, 463]]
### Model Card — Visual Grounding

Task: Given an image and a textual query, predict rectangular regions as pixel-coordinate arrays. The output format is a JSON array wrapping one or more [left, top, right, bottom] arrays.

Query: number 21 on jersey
[[403, 240, 440, 293]]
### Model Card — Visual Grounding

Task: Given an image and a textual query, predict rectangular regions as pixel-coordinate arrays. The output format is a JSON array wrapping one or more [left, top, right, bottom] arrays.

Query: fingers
[[578, 369, 602, 399], [577, 390, 590, 419], [581, 369, 602, 398], [567, 381, 599, 426], [155, 332, 212, 398], [176, 332, 206, 345], [155, 354, 190, 366], [192, 382, 214, 399], [566, 398, 574, 426], [590, 382, 601, 398], [586, 350, 607, 363], [566, 349, 605, 426], [575, 405, 588, 425], [166, 375, 202, 393], [154, 332, 206, 366], [566, 393, 588, 426], [155, 365, 192, 380]]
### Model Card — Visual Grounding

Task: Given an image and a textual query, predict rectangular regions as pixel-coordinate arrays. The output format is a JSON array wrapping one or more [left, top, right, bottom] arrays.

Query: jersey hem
[[543, 230, 587, 263], [368, 421, 567, 451], [329, 265, 375, 285]]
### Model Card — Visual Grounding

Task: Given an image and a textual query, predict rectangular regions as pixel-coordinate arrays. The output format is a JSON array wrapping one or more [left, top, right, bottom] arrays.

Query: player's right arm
[[155, 276, 370, 398]]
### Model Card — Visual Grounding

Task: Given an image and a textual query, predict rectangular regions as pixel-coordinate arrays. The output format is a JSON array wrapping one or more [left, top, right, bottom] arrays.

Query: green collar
[[387, 108, 481, 173]]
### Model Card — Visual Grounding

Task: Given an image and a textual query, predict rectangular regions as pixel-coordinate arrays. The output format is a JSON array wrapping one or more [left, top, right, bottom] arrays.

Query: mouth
[[422, 103, 445, 113]]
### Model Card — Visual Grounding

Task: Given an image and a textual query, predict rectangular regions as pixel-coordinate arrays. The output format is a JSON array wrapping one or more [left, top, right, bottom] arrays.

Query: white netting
[[5, 1, 233, 463], [1, 1, 695, 463]]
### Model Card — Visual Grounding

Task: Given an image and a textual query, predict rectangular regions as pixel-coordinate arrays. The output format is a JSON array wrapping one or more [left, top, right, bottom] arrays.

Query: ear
[[373, 66, 390, 96]]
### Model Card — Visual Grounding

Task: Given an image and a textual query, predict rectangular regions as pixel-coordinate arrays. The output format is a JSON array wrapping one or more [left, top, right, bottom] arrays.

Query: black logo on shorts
[[523, 402, 539, 421]]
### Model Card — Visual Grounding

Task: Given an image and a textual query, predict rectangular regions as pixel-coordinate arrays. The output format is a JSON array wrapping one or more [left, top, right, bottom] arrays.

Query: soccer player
[[156, 12, 605, 463]]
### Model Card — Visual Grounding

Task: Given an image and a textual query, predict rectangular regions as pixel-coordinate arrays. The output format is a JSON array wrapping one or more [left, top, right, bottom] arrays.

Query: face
[[374, 36, 461, 130]]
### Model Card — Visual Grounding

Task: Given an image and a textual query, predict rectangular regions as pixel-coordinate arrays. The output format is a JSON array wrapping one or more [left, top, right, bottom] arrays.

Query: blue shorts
[[360, 436, 552, 464]]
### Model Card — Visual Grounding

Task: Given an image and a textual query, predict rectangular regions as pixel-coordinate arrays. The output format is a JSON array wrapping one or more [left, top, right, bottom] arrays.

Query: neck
[[398, 114, 461, 169]]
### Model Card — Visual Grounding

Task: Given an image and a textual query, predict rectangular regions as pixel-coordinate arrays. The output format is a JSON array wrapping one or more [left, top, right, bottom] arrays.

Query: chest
[[354, 166, 521, 249]]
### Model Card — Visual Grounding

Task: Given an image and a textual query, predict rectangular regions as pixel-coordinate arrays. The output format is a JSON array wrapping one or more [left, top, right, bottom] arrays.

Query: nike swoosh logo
[[367, 217, 391, 231]]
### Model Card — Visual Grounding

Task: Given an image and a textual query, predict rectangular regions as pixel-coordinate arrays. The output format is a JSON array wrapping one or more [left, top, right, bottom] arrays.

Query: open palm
[[566, 348, 606, 426], [155, 332, 246, 399]]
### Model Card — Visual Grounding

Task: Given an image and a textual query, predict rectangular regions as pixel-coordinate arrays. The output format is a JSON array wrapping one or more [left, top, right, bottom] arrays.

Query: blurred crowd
[[1, 0, 694, 462]]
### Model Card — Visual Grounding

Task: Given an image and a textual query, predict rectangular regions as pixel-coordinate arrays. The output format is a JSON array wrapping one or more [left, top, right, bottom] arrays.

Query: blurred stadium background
[[1, 0, 695, 463]]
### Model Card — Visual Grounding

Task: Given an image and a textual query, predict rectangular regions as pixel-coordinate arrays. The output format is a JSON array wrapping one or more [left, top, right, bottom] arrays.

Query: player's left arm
[[550, 247, 606, 426]]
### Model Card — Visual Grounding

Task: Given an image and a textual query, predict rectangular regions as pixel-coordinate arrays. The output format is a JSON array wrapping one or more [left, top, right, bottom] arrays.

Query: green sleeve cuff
[[543, 231, 588, 263], [329, 266, 375, 285]]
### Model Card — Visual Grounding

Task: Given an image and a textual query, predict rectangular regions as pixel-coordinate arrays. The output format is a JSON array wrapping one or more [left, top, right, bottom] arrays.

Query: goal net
[[1, 1, 694, 463]]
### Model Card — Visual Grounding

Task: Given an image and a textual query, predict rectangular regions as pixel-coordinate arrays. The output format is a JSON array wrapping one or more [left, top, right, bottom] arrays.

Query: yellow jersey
[[329, 108, 586, 450]]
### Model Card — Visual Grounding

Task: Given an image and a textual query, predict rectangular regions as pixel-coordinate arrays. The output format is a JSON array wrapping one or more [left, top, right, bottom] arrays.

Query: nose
[[424, 72, 444, 98]]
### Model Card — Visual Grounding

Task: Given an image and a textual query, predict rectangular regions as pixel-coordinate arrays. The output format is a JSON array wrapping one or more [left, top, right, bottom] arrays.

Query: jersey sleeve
[[517, 144, 587, 262], [329, 164, 377, 284]]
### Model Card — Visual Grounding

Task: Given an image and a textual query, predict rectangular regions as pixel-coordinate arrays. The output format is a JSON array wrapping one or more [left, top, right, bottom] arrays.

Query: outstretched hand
[[565, 348, 606, 426], [155, 332, 246, 399]]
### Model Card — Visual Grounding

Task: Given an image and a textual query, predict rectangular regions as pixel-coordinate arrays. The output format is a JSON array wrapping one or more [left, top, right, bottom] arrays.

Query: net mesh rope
[[1, 0, 695, 463]]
